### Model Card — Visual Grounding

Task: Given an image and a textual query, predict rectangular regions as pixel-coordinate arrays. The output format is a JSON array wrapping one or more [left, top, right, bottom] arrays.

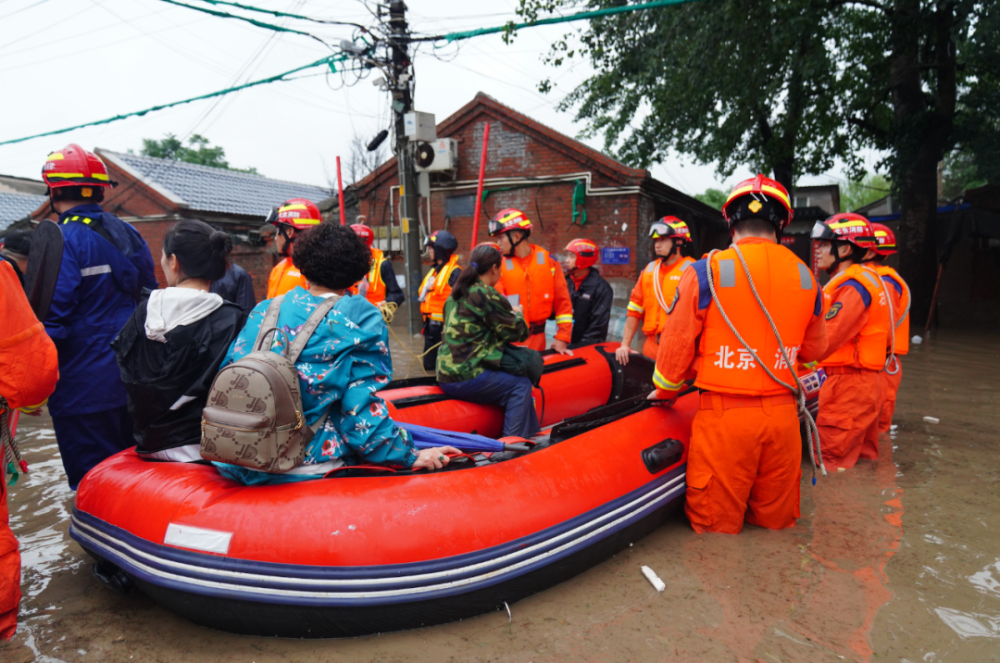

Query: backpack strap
[[253, 295, 285, 352], [287, 294, 341, 363]]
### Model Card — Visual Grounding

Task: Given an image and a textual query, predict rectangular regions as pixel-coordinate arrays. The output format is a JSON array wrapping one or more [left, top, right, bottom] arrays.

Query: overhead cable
[[156, 0, 330, 46], [0, 54, 347, 147], [190, 0, 368, 30]]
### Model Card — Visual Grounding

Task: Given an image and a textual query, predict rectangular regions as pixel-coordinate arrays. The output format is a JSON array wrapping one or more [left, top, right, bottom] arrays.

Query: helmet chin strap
[[825, 242, 845, 275], [278, 225, 295, 257], [503, 231, 526, 257]]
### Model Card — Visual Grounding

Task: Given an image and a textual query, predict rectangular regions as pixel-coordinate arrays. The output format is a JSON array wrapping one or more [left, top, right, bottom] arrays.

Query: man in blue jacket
[[39, 144, 158, 489]]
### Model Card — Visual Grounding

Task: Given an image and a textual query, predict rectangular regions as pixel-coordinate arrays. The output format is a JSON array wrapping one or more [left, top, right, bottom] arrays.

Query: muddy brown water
[[2, 328, 999, 662]]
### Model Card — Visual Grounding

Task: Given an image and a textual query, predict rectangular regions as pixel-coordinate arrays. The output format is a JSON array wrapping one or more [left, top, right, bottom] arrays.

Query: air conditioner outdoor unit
[[414, 138, 458, 173]]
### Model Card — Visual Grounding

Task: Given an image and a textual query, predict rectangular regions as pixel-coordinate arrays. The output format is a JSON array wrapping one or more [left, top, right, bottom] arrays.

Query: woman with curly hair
[[218, 224, 457, 485]]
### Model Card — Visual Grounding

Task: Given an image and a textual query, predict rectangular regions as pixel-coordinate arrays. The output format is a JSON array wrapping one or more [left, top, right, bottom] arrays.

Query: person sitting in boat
[[112, 219, 245, 462], [219, 223, 458, 485], [436, 244, 540, 439]]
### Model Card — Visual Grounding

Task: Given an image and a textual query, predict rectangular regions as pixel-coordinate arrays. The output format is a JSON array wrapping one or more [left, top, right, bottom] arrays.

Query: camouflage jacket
[[436, 281, 529, 384]]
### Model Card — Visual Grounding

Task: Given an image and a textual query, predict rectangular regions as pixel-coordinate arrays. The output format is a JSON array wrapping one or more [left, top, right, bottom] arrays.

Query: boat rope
[[864, 264, 900, 376], [0, 398, 28, 486], [704, 246, 827, 483], [379, 302, 441, 379], [651, 258, 670, 313]]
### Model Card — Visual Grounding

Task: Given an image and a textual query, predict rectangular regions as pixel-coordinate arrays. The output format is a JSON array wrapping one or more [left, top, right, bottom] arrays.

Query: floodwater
[[2, 327, 999, 663]]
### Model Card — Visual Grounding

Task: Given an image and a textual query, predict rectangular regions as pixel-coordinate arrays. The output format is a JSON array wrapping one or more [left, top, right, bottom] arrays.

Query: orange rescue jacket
[[628, 256, 695, 335], [874, 265, 910, 355], [419, 255, 461, 322], [494, 244, 573, 342], [821, 264, 890, 370], [267, 257, 308, 299], [0, 261, 59, 410]]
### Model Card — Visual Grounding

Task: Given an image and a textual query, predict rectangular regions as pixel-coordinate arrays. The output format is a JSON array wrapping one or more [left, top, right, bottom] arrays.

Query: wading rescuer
[[811, 213, 890, 471], [419, 230, 462, 370], [870, 223, 910, 432], [617, 219, 695, 364], [39, 144, 158, 490], [488, 209, 574, 355], [563, 239, 613, 348], [350, 223, 405, 308], [649, 175, 827, 534], [265, 198, 320, 298]]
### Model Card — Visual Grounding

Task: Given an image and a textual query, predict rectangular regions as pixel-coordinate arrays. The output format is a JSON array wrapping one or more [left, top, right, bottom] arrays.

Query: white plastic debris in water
[[924, 416, 940, 424], [912, 335, 924, 345], [641, 565, 666, 592]]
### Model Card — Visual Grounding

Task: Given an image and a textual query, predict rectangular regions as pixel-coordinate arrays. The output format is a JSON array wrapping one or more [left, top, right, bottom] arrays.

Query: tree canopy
[[138, 134, 259, 175]]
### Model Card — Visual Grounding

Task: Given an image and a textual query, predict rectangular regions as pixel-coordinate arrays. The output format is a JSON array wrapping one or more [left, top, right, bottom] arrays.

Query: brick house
[[327, 93, 724, 287], [32, 151, 330, 302]]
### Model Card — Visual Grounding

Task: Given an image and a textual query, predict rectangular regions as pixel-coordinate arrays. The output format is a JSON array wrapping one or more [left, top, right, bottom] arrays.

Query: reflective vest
[[821, 264, 890, 370], [874, 264, 910, 355], [351, 248, 387, 303], [419, 255, 460, 322], [631, 257, 694, 335], [498, 245, 570, 327], [696, 242, 820, 396], [267, 257, 307, 299]]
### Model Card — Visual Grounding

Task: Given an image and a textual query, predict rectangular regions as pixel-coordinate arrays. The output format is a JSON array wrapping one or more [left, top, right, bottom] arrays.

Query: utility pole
[[388, 0, 422, 335]]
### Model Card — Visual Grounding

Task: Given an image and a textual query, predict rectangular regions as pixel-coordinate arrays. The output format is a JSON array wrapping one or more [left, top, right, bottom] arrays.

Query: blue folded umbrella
[[397, 423, 506, 453]]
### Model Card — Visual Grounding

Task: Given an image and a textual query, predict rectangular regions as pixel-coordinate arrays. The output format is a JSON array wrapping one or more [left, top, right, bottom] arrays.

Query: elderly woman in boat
[[218, 223, 457, 485]]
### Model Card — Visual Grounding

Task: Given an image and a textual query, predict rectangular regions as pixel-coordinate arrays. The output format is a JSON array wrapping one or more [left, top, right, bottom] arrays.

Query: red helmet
[[811, 213, 878, 251], [722, 174, 793, 231], [871, 223, 897, 256], [351, 223, 374, 247], [565, 238, 599, 270], [42, 144, 116, 190], [649, 217, 692, 243], [267, 198, 321, 230], [488, 209, 533, 237]]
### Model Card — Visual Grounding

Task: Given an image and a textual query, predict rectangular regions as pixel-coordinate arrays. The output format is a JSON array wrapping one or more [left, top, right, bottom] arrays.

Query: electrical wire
[[156, 0, 333, 47]]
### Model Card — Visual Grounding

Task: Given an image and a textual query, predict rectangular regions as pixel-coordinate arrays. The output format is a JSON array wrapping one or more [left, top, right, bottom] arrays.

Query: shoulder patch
[[825, 302, 843, 320], [691, 258, 712, 310]]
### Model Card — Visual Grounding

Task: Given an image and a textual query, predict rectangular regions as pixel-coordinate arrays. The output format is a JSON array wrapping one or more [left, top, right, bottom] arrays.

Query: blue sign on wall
[[601, 247, 630, 265]]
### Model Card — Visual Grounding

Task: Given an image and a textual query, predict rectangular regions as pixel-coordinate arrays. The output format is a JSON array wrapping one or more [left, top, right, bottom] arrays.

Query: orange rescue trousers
[[685, 392, 802, 534], [641, 335, 659, 361], [816, 368, 883, 471], [879, 365, 902, 433], [0, 480, 19, 641]]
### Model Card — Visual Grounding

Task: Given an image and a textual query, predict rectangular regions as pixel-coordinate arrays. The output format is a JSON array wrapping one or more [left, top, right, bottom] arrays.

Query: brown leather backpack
[[200, 294, 340, 472]]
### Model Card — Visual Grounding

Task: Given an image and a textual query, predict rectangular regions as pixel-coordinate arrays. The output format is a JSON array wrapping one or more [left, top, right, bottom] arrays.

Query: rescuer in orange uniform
[[349, 223, 405, 308], [488, 209, 574, 354], [811, 213, 891, 470], [650, 175, 827, 534], [265, 198, 321, 298], [0, 260, 60, 640], [869, 223, 909, 433], [419, 230, 462, 370], [617, 218, 695, 364]]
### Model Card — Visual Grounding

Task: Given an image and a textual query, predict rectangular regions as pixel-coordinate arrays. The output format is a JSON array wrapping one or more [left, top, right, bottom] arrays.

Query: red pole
[[470, 122, 490, 250], [336, 156, 346, 226]]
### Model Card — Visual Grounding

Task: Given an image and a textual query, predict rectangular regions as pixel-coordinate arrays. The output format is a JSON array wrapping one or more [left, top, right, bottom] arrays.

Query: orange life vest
[[631, 257, 694, 335], [821, 264, 890, 370], [350, 248, 387, 304], [695, 241, 820, 397], [419, 255, 461, 322], [266, 257, 308, 299], [874, 264, 910, 355], [498, 245, 570, 326]]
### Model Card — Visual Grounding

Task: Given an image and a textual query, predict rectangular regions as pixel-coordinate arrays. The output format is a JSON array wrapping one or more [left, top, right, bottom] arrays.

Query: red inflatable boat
[[70, 343, 696, 637]]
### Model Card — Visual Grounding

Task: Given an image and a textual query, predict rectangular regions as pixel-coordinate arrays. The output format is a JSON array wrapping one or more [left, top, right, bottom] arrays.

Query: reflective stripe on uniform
[[627, 301, 644, 314], [80, 265, 112, 277], [555, 315, 573, 325], [718, 259, 736, 287], [653, 367, 684, 391], [797, 262, 813, 290], [536, 251, 546, 265]]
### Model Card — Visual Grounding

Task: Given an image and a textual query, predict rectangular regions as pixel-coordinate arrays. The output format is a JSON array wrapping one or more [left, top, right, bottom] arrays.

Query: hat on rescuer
[[871, 222, 897, 256], [425, 229, 458, 252], [42, 144, 116, 189], [811, 212, 879, 250], [487, 208, 533, 237], [565, 238, 599, 269], [649, 217, 692, 243], [722, 174, 793, 231], [268, 198, 321, 230], [351, 223, 374, 247]]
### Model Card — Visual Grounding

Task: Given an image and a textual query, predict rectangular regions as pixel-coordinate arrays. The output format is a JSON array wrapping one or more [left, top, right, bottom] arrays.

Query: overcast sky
[[1, 0, 864, 197]]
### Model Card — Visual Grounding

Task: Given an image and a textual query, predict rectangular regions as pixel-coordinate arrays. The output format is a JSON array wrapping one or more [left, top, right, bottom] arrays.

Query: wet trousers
[[439, 369, 540, 439], [878, 365, 903, 433], [642, 335, 659, 361], [0, 478, 18, 641], [422, 320, 443, 372], [816, 369, 883, 471], [52, 405, 133, 490], [684, 392, 801, 534]]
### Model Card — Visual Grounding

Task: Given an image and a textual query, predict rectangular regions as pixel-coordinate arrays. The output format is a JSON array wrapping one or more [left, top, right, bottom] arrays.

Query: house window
[[445, 194, 476, 217], [794, 196, 810, 208]]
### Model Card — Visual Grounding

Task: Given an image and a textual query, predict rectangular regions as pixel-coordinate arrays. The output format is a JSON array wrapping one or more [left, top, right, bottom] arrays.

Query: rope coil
[[704, 246, 827, 482]]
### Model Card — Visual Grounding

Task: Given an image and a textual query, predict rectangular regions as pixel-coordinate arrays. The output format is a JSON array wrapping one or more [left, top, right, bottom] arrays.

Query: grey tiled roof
[[103, 151, 332, 217], [0, 191, 45, 230]]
